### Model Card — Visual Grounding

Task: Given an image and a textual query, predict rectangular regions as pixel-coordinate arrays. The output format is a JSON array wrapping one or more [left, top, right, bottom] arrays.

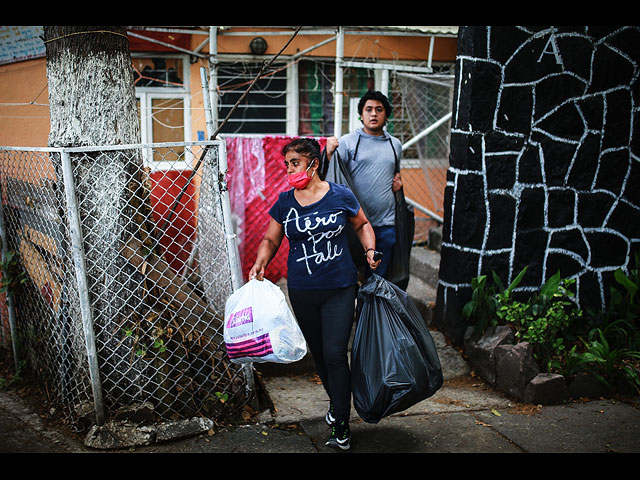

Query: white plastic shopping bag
[[224, 279, 307, 364]]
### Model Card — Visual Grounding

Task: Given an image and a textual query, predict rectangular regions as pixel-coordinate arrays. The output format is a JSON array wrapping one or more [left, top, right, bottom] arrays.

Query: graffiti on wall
[[436, 26, 640, 343]]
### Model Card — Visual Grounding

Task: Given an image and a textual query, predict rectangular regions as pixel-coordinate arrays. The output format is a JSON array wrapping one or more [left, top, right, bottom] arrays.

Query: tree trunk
[[43, 26, 226, 419], [44, 26, 148, 412], [44, 26, 140, 147]]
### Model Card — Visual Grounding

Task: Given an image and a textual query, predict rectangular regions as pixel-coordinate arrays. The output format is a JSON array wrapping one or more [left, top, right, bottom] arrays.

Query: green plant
[[0, 359, 28, 390], [153, 338, 167, 353], [548, 344, 588, 377], [464, 260, 640, 397], [578, 327, 640, 394], [606, 257, 640, 350], [215, 391, 229, 403], [498, 272, 583, 369], [613, 264, 638, 308], [463, 275, 498, 339], [0, 251, 27, 295], [493, 266, 528, 305], [120, 317, 169, 360], [463, 267, 527, 339], [598, 317, 637, 352]]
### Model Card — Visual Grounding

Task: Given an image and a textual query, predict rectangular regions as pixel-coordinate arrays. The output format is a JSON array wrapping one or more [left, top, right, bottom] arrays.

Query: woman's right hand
[[325, 136, 339, 158], [365, 249, 381, 271], [249, 263, 265, 281], [249, 218, 285, 282]]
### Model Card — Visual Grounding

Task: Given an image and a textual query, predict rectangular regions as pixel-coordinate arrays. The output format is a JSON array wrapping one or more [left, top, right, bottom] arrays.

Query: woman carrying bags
[[249, 137, 380, 450]]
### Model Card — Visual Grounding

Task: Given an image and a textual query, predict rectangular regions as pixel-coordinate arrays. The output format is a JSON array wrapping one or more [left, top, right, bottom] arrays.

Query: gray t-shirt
[[336, 128, 402, 227]]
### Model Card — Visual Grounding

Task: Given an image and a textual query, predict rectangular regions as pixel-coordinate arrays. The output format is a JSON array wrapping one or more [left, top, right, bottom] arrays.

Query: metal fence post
[[334, 26, 344, 138], [200, 68, 244, 291], [60, 150, 105, 426], [200, 68, 254, 395], [0, 179, 20, 372]]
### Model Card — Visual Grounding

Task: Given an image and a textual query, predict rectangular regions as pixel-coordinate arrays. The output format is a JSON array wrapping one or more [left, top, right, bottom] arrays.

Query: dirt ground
[[0, 348, 86, 444]]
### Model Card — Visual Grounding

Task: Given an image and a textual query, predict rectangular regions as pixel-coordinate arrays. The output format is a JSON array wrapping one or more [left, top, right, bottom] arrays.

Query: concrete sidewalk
[[1, 245, 639, 454], [2, 329, 639, 454], [257, 368, 640, 454]]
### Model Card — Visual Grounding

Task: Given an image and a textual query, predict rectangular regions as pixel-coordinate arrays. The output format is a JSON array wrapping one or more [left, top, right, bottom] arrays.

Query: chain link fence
[[391, 69, 455, 238], [297, 59, 454, 241], [0, 141, 252, 430], [0, 64, 455, 430]]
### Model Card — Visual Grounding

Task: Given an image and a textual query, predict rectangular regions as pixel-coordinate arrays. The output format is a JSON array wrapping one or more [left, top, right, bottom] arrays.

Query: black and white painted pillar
[[435, 26, 640, 345]]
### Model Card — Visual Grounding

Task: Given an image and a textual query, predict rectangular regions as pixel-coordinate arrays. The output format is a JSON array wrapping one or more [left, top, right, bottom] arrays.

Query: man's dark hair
[[281, 137, 321, 163], [357, 90, 392, 118]]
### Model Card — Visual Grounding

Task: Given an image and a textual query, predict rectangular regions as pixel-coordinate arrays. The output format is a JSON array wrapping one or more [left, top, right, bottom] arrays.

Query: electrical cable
[[159, 26, 302, 233]]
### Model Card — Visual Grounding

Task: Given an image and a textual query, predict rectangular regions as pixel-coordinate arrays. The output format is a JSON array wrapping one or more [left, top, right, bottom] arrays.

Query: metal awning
[[347, 26, 459, 36], [129, 26, 459, 37]]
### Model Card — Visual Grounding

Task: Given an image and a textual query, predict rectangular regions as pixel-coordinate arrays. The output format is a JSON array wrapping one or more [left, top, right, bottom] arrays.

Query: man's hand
[[392, 172, 403, 192]]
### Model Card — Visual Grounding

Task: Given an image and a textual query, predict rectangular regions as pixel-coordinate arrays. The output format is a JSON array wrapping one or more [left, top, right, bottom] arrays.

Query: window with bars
[[216, 61, 288, 135], [298, 60, 379, 138], [298, 60, 335, 136]]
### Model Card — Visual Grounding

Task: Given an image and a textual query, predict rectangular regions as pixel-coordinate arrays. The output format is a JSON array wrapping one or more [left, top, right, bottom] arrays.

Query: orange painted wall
[[0, 58, 50, 147], [206, 27, 457, 62]]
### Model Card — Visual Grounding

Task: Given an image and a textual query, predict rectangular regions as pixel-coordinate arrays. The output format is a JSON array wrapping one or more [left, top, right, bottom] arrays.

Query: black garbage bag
[[386, 187, 414, 290], [351, 274, 443, 423]]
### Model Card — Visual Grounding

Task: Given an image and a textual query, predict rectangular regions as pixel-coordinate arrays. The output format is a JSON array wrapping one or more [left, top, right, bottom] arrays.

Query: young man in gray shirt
[[325, 90, 403, 278]]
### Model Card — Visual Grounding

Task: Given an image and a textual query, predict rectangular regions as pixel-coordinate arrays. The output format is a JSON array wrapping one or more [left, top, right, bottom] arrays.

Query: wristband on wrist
[[364, 248, 375, 256]]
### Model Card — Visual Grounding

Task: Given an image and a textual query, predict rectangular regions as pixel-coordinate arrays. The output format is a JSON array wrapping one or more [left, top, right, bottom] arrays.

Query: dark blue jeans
[[288, 285, 356, 422], [371, 225, 396, 278]]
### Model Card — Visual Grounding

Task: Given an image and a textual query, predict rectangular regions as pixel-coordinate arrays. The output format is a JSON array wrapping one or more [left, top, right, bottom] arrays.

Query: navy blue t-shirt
[[269, 182, 361, 290]]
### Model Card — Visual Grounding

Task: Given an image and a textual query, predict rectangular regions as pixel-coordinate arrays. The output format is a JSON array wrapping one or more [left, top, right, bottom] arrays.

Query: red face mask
[[287, 160, 316, 189]]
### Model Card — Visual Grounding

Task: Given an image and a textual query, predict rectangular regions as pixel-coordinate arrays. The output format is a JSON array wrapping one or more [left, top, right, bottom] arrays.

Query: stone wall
[[435, 26, 640, 345]]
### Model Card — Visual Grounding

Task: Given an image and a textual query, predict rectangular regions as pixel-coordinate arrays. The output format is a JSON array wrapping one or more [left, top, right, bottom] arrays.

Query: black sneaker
[[325, 403, 336, 427], [325, 420, 350, 450]]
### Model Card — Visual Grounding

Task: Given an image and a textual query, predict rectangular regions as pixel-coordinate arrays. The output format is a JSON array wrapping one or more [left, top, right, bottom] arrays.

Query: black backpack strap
[[353, 135, 361, 161], [319, 147, 329, 180], [354, 135, 399, 173], [388, 138, 400, 173]]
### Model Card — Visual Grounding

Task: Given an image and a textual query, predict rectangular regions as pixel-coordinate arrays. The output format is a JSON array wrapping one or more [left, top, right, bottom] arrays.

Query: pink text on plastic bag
[[227, 306, 254, 329]]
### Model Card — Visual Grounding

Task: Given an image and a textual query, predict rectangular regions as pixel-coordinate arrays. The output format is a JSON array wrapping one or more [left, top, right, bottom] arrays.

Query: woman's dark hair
[[357, 90, 392, 118], [281, 137, 321, 164]]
